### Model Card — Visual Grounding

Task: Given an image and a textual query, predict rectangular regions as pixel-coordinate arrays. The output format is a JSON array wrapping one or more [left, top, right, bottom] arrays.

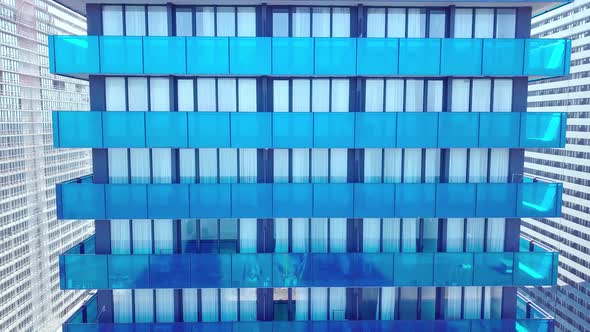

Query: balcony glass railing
[[49, 36, 571, 77], [52, 111, 567, 149]]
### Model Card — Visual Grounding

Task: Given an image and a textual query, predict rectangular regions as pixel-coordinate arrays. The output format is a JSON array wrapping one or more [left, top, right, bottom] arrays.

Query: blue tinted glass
[[186, 37, 229, 75], [394, 253, 434, 286], [272, 38, 313, 75], [313, 113, 354, 148], [314, 38, 356, 75], [191, 254, 232, 287], [147, 184, 190, 218], [313, 184, 354, 217], [273, 254, 312, 287], [100, 36, 143, 74], [479, 112, 519, 148], [108, 255, 149, 288], [399, 39, 440, 75], [476, 184, 517, 218], [482, 39, 524, 75], [231, 184, 272, 218], [273, 113, 313, 148], [438, 113, 478, 147], [231, 254, 273, 287], [145, 112, 188, 148], [63, 255, 107, 289], [53, 36, 100, 74], [187, 113, 230, 147], [436, 184, 476, 217], [143, 37, 186, 74], [434, 253, 474, 286], [312, 254, 393, 287], [514, 252, 555, 286], [60, 183, 105, 219], [396, 113, 438, 148], [395, 184, 435, 217], [525, 39, 566, 76], [521, 112, 564, 148], [230, 113, 272, 148], [190, 184, 231, 218], [357, 38, 399, 75], [355, 113, 396, 148], [441, 39, 482, 76], [103, 112, 146, 147], [150, 255, 191, 288], [105, 184, 148, 219], [354, 184, 395, 218], [517, 183, 560, 218], [229, 37, 271, 75], [473, 252, 514, 286], [273, 184, 312, 217], [57, 112, 102, 148]]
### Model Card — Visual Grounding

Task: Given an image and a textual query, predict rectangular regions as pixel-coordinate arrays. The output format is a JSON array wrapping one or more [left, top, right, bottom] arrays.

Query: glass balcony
[[49, 36, 570, 78], [52, 112, 567, 149]]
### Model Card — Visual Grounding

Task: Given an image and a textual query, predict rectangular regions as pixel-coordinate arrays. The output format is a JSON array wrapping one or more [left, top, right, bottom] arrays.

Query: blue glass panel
[[355, 113, 396, 148], [190, 184, 231, 218], [150, 255, 191, 288], [525, 39, 566, 76], [187, 113, 230, 147], [356, 38, 398, 75], [482, 39, 524, 75], [441, 39, 482, 76], [147, 184, 189, 218], [272, 38, 313, 75], [105, 184, 147, 219], [473, 252, 514, 286], [230, 113, 272, 148], [53, 36, 100, 74], [57, 112, 102, 148], [514, 252, 555, 286], [438, 112, 478, 147], [434, 253, 474, 286], [231, 254, 273, 287], [479, 112, 519, 148], [145, 112, 188, 147], [63, 255, 107, 289], [108, 255, 149, 288], [399, 39, 440, 75], [229, 37, 271, 75], [143, 37, 186, 74], [60, 183, 105, 219], [100, 36, 143, 74], [395, 184, 435, 217], [273, 254, 312, 287], [394, 253, 433, 286], [521, 112, 564, 148], [272, 113, 313, 148], [186, 37, 229, 75], [436, 184, 476, 217], [313, 113, 354, 148], [396, 113, 438, 148], [313, 254, 394, 287], [476, 184, 517, 217], [273, 184, 312, 217], [314, 38, 356, 75], [517, 183, 560, 218], [313, 184, 354, 217], [190, 254, 232, 287], [354, 184, 395, 217], [231, 184, 272, 218], [103, 112, 146, 148]]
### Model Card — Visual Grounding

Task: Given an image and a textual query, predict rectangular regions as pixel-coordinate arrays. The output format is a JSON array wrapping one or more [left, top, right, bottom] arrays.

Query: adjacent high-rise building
[[0, 0, 93, 331], [49, 0, 570, 330]]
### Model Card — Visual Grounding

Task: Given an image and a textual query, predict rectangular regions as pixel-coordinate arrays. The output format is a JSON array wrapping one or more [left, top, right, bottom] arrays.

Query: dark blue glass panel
[[395, 184, 435, 217], [103, 112, 146, 148], [514, 252, 555, 286], [189, 184, 231, 218], [394, 253, 433, 286], [355, 113, 396, 148], [100, 36, 143, 74], [314, 38, 356, 75], [482, 39, 524, 75], [438, 112, 478, 147], [147, 184, 190, 218], [231, 254, 273, 287], [434, 253, 474, 286], [108, 255, 149, 288], [150, 255, 191, 288], [272, 113, 313, 148], [62, 255, 107, 289], [476, 184, 517, 217], [313, 254, 394, 287], [517, 183, 560, 218], [399, 39, 440, 75], [143, 37, 186, 74], [60, 183, 105, 219], [313, 184, 354, 217], [105, 184, 148, 219], [473, 252, 514, 286], [231, 184, 272, 218], [356, 38, 398, 75], [229, 37, 271, 75], [441, 39, 482, 76], [521, 112, 564, 148], [524, 39, 567, 76], [187, 113, 230, 147], [272, 38, 313, 75], [190, 254, 231, 287], [53, 36, 100, 74], [57, 112, 102, 148], [313, 113, 354, 148], [436, 184, 476, 217], [479, 112, 520, 148], [396, 113, 438, 148], [272, 254, 312, 287], [354, 184, 395, 217], [145, 112, 188, 147], [186, 37, 229, 75], [273, 184, 312, 217], [230, 113, 272, 148]]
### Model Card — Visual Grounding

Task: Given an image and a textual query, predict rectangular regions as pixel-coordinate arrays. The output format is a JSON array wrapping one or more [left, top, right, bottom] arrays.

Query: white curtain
[[273, 80, 289, 112], [330, 149, 348, 183], [134, 289, 154, 322], [201, 289, 219, 322], [295, 288, 309, 320], [311, 149, 329, 183], [275, 218, 289, 253], [128, 78, 148, 111], [147, 6, 168, 36], [381, 287, 396, 319], [237, 7, 256, 37], [196, 7, 215, 37], [452, 79, 470, 112], [366, 8, 385, 38], [488, 148, 509, 251], [293, 79, 311, 112], [199, 148, 217, 183], [111, 219, 130, 254], [150, 78, 170, 111], [152, 148, 171, 183], [364, 149, 382, 183], [217, 7, 236, 37], [469, 149, 489, 183], [463, 287, 483, 319], [178, 79, 194, 111], [113, 289, 132, 323], [311, 79, 329, 113], [331, 8, 350, 37], [154, 219, 173, 254], [454, 8, 473, 38], [405, 80, 424, 112], [197, 78, 216, 111], [182, 289, 198, 322], [130, 149, 149, 183], [105, 77, 125, 111], [155, 289, 174, 322], [363, 218, 380, 253], [221, 288, 238, 321], [427, 80, 443, 112], [444, 287, 462, 319], [311, 287, 328, 320], [329, 288, 346, 320], [474, 9, 494, 38], [273, 150, 289, 183], [401, 218, 417, 252], [429, 11, 446, 38], [218, 78, 237, 112], [239, 149, 257, 183], [329, 218, 346, 252], [126, 6, 146, 36], [176, 10, 193, 36], [496, 9, 516, 38], [102, 6, 123, 36], [292, 218, 309, 253], [312, 8, 330, 37], [132, 219, 152, 254], [108, 148, 128, 183], [292, 149, 310, 183], [239, 288, 257, 321], [403, 149, 421, 183], [365, 79, 384, 112], [292, 8, 311, 37], [407, 8, 426, 38], [311, 218, 328, 253], [382, 218, 401, 252], [386, 80, 404, 111], [240, 218, 257, 253], [384, 149, 402, 183], [387, 8, 406, 38], [219, 149, 238, 183], [238, 79, 257, 112], [472, 79, 491, 112], [179, 149, 196, 183], [493, 79, 513, 112]]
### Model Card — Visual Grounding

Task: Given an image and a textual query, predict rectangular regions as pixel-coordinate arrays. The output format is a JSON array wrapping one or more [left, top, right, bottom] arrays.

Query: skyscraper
[[0, 0, 93, 331], [49, 0, 569, 330]]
